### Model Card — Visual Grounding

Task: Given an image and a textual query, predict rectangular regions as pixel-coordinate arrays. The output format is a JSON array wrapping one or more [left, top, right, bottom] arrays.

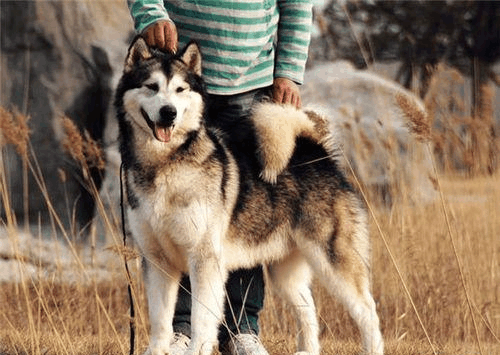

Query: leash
[[119, 162, 136, 355]]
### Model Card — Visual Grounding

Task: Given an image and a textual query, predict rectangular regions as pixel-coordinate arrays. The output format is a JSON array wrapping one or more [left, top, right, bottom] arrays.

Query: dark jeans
[[172, 87, 270, 346]]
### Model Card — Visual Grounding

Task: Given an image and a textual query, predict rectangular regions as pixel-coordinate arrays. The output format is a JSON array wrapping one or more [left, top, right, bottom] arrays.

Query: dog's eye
[[176, 87, 186, 93], [146, 83, 159, 92]]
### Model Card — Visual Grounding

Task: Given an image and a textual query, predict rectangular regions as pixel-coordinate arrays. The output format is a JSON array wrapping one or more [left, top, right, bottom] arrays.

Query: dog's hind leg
[[269, 251, 320, 355], [187, 253, 228, 355], [330, 274, 383, 355], [143, 259, 182, 355], [301, 240, 384, 355]]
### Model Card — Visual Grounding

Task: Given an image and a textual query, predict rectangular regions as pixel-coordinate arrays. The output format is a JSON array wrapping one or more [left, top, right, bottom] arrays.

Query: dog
[[114, 36, 384, 355]]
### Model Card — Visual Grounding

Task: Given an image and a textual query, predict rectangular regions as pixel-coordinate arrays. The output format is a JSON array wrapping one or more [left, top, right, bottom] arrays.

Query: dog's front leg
[[186, 253, 227, 355], [143, 259, 182, 355]]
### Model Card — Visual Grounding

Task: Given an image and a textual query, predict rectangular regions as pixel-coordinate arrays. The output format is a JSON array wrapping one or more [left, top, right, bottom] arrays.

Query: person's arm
[[273, 0, 313, 108], [127, 0, 178, 53]]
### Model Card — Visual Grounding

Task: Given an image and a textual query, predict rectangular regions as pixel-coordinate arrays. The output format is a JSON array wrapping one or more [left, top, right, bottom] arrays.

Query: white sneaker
[[169, 332, 190, 355], [221, 333, 269, 355]]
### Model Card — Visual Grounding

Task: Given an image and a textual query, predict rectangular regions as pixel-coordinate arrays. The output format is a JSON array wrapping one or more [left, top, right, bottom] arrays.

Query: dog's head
[[116, 37, 205, 143]]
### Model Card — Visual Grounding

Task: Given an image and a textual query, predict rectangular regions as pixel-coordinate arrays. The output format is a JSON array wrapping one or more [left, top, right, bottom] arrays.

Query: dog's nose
[[159, 105, 177, 126]]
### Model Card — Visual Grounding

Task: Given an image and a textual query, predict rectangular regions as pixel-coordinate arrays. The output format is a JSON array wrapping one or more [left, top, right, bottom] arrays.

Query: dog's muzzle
[[141, 106, 177, 143]]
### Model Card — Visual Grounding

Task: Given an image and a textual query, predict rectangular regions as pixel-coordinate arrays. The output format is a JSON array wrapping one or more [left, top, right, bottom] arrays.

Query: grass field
[[1, 170, 499, 355]]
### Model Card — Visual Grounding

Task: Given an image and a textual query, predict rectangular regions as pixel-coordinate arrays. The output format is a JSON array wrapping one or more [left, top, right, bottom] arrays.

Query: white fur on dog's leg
[[326, 277, 383, 355], [334, 283, 383, 355], [187, 255, 227, 355], [300, 243, 384, 355], [269, 252, 320, 355], [143, 261, 181, 355], [351, 292, 384, 355]]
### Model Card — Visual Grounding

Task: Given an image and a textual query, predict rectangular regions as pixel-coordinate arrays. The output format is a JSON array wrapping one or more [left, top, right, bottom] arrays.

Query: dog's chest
[[131, 164, 204, 209]]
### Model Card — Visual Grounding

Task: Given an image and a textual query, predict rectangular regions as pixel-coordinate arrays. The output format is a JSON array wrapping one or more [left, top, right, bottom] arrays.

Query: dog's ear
[[180, 42, 202, 76], [124, 36, 153, 73]]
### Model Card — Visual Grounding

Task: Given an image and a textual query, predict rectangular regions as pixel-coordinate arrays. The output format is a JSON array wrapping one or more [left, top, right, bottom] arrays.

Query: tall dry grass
[[0, 108, 142, 354], [1, 63, 499, 355]]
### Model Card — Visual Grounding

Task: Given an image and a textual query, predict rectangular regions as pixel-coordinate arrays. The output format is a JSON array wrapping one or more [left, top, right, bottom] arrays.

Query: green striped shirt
[[127, 0, 312, 95]]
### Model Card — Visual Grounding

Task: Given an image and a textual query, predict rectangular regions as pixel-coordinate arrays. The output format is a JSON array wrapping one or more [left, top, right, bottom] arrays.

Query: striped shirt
[[127, 0, 312, 95]]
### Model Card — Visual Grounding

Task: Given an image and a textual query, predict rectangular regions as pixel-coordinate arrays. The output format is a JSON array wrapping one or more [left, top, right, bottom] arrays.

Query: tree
[[318, 0, 500, 174], [456, 1, 500, 174]]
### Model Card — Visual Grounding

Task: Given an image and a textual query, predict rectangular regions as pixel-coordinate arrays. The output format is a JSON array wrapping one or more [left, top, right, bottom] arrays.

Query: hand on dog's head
[[124, 36, 202, 77]]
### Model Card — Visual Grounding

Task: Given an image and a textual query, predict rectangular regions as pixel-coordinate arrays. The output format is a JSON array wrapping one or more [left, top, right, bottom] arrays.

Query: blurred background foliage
[[311, 0, 500, 175]]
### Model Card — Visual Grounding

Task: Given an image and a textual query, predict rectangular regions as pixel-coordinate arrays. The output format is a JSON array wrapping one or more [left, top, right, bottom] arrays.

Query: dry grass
[[1, 173, 499, 355], [1, 72, 500, 355], [423, 64, 499, 175]]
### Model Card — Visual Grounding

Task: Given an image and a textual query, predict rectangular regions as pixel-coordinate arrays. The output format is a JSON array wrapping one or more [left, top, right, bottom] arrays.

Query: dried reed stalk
[[60, 115, 105, 171], [0, 107, 31, 160], [396, 93, 430, 142]]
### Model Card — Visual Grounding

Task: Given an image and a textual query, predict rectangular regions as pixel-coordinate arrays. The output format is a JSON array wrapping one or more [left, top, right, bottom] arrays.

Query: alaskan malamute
[[115, 36, 383, 355]]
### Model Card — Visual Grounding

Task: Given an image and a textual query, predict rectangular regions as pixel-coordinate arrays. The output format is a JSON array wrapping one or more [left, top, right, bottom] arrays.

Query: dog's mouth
[[154, 125, 174, 143], [141, 108, 174, 143]]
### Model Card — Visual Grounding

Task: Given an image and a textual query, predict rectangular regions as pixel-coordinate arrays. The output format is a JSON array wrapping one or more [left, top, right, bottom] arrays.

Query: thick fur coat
[[115, 37, 383, 355]]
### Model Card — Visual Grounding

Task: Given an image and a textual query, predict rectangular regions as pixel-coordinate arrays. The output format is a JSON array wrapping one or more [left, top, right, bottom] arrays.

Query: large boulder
[[301, 62, 437, 205], [0, 0, 132, 235]]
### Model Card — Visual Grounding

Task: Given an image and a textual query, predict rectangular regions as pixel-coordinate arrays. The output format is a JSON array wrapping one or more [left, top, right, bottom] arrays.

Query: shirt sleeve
[[127, 0, 171, 34], [275, 0, 313, 84]]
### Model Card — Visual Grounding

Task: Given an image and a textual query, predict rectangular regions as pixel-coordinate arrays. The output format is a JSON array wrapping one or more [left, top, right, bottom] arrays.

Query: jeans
[[172, 87, 271, 346]]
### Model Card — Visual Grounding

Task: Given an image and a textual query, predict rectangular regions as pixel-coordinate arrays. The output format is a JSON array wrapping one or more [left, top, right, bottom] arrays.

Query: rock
[[301, 62, 437, 205], [0, 226, 122, 284], [0, 0, 132, 234]]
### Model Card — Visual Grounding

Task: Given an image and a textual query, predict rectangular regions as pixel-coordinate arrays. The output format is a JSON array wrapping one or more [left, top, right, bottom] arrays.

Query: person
[[126, 1, 313, 354]]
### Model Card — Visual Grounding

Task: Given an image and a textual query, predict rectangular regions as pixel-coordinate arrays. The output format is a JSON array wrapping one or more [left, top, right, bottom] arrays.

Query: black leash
[[119, 162, 136, 355]]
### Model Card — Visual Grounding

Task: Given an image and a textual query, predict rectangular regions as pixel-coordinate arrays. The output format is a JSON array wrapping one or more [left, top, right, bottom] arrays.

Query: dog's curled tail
[[251, 102, 335, 184]]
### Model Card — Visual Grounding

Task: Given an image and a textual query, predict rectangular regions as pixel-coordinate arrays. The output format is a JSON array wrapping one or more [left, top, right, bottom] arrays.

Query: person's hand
[[272, 77, 302, 109], [142, 20, 178, 53]]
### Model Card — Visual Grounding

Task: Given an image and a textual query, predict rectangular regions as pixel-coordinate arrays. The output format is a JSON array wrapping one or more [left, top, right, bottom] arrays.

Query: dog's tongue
[[155, 126, 173, 143]]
